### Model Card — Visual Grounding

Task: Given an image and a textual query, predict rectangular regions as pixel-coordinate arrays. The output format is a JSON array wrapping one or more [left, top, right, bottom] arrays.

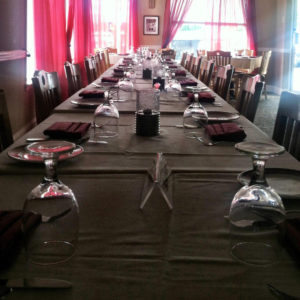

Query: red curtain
[[73, 0, 95, 85], [34, 0, 68, 99], [66, 0, 75, 62], [162, 0, 193, 48], [129, 0, 140, 51], [241, 0, 258, 55], [91, 0, 131, 54]]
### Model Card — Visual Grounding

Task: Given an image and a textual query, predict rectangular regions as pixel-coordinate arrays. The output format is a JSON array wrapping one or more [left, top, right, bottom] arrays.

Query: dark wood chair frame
[[236, 78, 264, 122], [200, 60, 215, 87], [273, 91, 300, 160], [213, 66, 234, 100], [0, 89, 13, 151], [84, 56, 97, 84], [32, 70, 62, 124], [64, 61, 82, 96], [180, 52, 187, 67]]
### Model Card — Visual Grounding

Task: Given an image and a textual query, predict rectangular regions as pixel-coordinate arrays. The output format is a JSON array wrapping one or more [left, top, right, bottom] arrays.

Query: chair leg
[[264, 82, 267, 101]]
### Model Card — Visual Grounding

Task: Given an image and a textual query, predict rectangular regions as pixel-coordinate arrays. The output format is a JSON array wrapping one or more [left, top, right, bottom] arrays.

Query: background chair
[[191, 56, 203, 79], [84, 56, 97, 84], [102, 49, 111, 69], [200, 59, 215, 87], [236, 76, 264, 122], [184, 54, 194, 72], [0, 89, 13, 151], [64, 61, 82, 96], [273, 91, 300, 160], [106, 47, 118, 54], [257, 50, 272, 100], [180, 52, 187, 67], [32, 70, 62, 124], [213, 65, 234, 101]]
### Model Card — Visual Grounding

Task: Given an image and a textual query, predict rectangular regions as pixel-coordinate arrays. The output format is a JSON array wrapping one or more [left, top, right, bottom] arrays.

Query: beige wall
[[138, 0, 166, 47], [255, 0, 294, 91], [0, 0, 35, 139]]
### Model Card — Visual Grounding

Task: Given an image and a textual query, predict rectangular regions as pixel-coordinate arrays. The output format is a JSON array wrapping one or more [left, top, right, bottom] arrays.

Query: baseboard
[[13, 119, 36, 141]]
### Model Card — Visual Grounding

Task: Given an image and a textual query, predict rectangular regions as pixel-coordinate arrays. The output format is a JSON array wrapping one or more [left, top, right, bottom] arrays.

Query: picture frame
[[143, 16, 159, 35]]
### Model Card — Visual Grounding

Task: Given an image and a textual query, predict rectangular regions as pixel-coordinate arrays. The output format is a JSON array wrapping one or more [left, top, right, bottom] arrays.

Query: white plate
[[207, 111, 240, 122], [8, 145, 84, 163], [71, 98, 105, 108]]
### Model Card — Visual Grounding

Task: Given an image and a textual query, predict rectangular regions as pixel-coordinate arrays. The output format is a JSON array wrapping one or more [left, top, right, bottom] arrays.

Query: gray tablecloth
[[0, 60, 300, 299]]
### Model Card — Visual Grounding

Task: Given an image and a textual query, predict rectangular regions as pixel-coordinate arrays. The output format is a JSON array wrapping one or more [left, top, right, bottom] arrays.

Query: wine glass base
[[27, 241, 76, 266], [231, 241, 278, 267]]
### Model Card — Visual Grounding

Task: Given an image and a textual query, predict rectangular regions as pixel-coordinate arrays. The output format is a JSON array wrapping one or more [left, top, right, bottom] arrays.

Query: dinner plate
[[8, 145, 84, 163], [207, 111, 240, 122], [71, 98, 105, 108], [237, 168, 300, 199]]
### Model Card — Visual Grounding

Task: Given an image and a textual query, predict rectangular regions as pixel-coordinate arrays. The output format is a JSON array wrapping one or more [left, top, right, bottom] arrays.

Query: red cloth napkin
[[205, 123, 246, 142], [44, 122, 91, 140], [113, 72, 124, 78], [79, 89, 105, 98], [188, 92, 215, 103], [101, 77, 119, 83], [179, 79, 198, 86], [175, 70, 186, 77], [0, 210, 41, 270], [114, 68, 125, 73], [168, 65, 177, 69]]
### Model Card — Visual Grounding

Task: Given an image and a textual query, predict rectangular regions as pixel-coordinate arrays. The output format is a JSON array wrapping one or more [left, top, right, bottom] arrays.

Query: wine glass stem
[[250, 157, 268, 186], [44, 157, 58, 182]]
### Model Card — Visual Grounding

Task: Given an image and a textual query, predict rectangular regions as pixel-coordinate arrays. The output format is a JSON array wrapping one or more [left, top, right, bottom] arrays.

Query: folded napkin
[[0, 210, 41, 270], [281, 218, 300, 256], [44, 122, 91, 140], [114, 68, 125, 73], [101, 77, 119, 83], [165, 58, 172, 61], [79, 89, 105, 98], [205, 123, 246, 142], [188, 92, 215, 103], [166, 61, 174, 65], [168, 65, 177, 69], [175, 70, 186, 77], [178, 79, 198, 86], [113, 72, 124, 78]]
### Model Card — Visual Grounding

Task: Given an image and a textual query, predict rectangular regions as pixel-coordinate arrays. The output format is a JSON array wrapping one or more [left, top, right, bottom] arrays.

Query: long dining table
[[0, 59, 300, 300]]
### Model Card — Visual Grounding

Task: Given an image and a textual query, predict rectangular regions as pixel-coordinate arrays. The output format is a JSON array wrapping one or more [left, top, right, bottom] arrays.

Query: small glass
[[183, 93, 208, 138], [23, 140, 79, 265], [229, 142, 286, 266], [89, 92, 119, 142]]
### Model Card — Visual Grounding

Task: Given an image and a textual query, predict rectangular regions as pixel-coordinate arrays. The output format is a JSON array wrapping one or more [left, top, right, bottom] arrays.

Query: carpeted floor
[[253, 93, 280, 138]]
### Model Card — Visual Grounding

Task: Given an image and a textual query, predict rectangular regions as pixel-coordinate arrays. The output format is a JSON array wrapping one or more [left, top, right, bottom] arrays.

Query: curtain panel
[[162, 0, 193, 48], [33, 0, 68, 100], [129, 0, 140, 51]]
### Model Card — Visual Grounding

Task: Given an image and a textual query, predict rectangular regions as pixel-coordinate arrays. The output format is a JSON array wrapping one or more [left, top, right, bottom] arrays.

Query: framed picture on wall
[[143, 16, 159, 35]]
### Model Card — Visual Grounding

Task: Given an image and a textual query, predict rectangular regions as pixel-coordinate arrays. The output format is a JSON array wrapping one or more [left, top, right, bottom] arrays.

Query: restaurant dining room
[[0, 0, 300, 299]]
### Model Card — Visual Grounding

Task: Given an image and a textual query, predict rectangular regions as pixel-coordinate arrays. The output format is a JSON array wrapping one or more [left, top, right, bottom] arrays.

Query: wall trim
[[13, 118, 36, 141]]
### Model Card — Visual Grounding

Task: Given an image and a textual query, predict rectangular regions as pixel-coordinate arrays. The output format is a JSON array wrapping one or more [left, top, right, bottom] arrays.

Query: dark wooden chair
[[236, 75, 264, 122], [95, 51, 106, 77], [0, 89, 13, 151], [273, 91, 300, 160], [84, 56, 97, 84], [32, 70, 62, 124], [207, 50, 231, 67], [103, 49, 110, 69], [200, 59, 215, 87], [191, 56, 202, 79], [106, 47, 118, 54], [184, 54, 194, 72], [213, 65, 234, 100], [64, 61, 82, 96], [180, 52, 187, 67]]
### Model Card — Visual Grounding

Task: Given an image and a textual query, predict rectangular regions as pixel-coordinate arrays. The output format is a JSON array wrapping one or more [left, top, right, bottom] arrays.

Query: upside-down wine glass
[[89, 91, 120, 143], [183, 92, 208, 138], [23, 140, 79, 265], [229, 141, 286, 266]]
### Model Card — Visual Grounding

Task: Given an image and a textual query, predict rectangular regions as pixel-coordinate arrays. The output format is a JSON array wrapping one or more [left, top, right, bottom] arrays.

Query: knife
[[0, 278, 72, 296]]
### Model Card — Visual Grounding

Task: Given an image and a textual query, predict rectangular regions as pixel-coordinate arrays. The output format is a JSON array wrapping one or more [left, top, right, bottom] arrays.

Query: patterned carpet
[[253, 93, 280, 138]]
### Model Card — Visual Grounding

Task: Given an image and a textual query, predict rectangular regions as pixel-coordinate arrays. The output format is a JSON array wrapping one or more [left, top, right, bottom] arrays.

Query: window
[[170, 0, 249, 59]]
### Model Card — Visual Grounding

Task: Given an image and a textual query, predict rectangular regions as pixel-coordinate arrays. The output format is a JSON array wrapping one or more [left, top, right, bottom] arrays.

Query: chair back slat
[[64, 61, 82, 96], [273, 91, 300, 160], [180, 52, 187, 67], [213, 65, 234, 100], [200, 59, 215, 86], [84, 56, 97, 84], [236, 77, 264, 122], [0, 89, 13, 151], [32, 70, 62, 124], [259, 50, 272, 76]]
